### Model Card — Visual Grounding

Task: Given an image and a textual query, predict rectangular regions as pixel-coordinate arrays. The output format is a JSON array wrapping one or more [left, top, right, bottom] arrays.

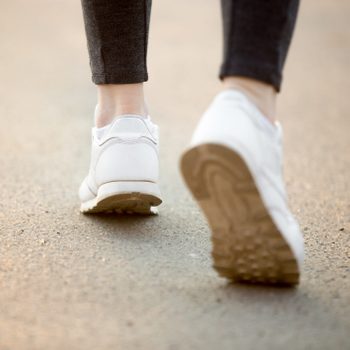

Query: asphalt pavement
[[0, 0, 349, 349]]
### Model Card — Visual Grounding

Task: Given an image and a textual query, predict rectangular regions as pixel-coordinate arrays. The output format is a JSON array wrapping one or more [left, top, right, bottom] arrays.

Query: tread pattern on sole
[[181, 143, 299, 286], [81, 192, 161, 215]]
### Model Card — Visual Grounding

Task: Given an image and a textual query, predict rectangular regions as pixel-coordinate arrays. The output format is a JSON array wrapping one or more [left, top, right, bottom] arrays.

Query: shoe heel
[[181, 143, 300, 286], [81, 181, 162, 214]]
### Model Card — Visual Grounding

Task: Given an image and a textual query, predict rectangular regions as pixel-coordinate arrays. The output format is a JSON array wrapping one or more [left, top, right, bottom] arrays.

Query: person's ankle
[[95, 83, 147, 128], [222, 76, 277, 124], [94, 103, 147, 128]]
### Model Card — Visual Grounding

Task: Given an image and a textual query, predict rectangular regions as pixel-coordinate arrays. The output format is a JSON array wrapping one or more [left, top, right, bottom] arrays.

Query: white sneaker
[[79, 115, 162, 214], [180, 90, 304, 285]]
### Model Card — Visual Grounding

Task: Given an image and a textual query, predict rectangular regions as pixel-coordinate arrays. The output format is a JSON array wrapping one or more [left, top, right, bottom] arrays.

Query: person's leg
[[79, 0, 162, 214], [181, 1, 303, 285], [81, 0, 152, 127], [220, 0, 299, 122]]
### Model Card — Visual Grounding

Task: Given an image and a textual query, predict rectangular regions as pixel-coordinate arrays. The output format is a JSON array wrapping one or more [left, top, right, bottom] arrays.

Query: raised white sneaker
[[180, 90, 304, 285], [79, 115, 162, 214]]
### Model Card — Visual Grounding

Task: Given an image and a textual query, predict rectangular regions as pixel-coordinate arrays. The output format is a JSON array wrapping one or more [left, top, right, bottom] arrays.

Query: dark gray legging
[[81, 0, 299, 91]]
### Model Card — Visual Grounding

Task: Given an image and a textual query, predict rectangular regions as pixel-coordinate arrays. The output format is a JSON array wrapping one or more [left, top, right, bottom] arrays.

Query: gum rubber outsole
[[81, 192, 162, 215], [180, 143, 300, 286]]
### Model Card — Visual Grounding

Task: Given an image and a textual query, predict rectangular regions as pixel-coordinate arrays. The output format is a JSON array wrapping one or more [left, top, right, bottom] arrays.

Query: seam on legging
[[231, 0, 238, 64], [221, 0, 237, 79], [89, 1, 105, 76], [143, 0, 147, 79], [226, 0, 238, 71]]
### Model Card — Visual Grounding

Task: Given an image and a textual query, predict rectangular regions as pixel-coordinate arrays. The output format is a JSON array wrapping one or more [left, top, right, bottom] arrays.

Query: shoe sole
[[80, 181, 162, 215], [180, 143, 300, 286]]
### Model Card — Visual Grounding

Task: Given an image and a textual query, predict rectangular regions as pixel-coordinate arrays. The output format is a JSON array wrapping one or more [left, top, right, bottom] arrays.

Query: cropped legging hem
[[220, 60, 282, 92], [92, 71, 148, 85]]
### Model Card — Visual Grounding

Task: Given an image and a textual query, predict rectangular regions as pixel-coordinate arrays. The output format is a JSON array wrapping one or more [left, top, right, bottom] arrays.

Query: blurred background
[[0, 0, 349, 349]]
